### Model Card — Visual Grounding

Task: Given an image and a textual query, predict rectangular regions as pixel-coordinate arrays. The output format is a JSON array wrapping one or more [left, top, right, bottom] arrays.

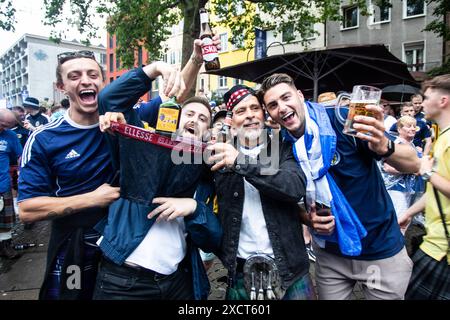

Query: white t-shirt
[[237, 144, 274, 259], [125, 217, 187, 275]]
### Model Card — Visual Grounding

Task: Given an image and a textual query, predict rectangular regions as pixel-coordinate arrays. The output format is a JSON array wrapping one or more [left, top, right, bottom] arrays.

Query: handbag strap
[[432, 185, 450, 251]]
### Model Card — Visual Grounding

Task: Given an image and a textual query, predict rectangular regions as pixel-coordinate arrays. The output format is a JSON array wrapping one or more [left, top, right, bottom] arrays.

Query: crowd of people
[[0, 35, 448, 301]]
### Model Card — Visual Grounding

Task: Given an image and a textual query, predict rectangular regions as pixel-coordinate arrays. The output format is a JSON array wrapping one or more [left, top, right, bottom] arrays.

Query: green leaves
[[0, 0, 16, 31]]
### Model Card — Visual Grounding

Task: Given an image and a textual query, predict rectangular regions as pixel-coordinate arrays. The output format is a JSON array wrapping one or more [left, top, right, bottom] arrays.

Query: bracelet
[[190, 54, 203, 67]]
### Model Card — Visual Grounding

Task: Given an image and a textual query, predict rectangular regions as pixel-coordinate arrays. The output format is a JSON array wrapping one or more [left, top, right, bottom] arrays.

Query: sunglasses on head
[[57, 50, 96, 64]]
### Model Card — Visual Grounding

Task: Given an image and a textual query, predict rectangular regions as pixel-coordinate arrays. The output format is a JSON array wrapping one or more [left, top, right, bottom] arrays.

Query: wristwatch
[[380, 139, 395, 158], [422, 170, 434, 181]]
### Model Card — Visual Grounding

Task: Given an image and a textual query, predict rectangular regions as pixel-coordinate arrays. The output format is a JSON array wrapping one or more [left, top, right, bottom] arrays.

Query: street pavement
[[0, 220, 369, 300]]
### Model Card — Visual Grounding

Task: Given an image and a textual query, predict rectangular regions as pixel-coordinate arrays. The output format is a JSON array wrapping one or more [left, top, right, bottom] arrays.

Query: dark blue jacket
[[96, 67, 222, 299]]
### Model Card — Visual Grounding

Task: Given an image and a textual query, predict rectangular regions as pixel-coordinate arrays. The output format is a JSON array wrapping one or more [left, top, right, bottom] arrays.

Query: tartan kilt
[[405, 249, 450, 300], [0, 190, 15, 229]]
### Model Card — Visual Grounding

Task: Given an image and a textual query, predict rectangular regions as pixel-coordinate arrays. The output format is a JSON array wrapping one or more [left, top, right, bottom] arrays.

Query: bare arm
[[420, 154, 450, 198], [398, 194, 426, 230], [423, 137, 432, 156], [354, 105, 420, 173], [19, 183, 120, 223], [383, 162, 401, 174], [384, 143, 420, 173]]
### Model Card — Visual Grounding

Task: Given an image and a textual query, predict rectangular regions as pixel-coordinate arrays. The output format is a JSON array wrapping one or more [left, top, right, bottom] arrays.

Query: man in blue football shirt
[[0, 108, 23, 259], [260, 73, 420, 300]]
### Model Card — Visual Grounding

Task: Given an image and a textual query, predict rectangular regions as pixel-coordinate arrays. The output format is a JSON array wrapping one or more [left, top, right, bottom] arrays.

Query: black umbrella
[[381, 84, 420, 102], [205, 44, 417, 101]]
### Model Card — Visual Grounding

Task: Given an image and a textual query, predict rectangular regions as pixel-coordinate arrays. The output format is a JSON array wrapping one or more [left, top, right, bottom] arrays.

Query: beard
[[235, 124, 264, 143]]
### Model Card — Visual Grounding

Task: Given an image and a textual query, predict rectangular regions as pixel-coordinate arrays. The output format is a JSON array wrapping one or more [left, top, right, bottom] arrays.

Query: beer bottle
[[155, 97, 181, 137], [199, 8, 220, 71], [217, 110, 232, 142]]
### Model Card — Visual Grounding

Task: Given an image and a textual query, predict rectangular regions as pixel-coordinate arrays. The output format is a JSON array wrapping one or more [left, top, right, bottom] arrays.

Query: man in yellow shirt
[[399, 74, 450, 300]]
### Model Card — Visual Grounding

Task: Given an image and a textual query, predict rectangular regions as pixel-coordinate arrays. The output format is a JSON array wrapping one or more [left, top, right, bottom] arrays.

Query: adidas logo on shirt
[[65, 149, 80, 159]]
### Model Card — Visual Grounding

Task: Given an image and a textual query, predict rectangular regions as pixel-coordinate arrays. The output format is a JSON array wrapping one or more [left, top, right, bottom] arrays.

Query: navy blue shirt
[[25, 112, 49, 128], [325, 108, 404, 260], [18, 113, 113, 201]]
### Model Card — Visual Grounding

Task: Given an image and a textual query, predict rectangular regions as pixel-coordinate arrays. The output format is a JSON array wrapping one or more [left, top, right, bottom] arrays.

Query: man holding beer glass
[[259, 73, 420, 300]]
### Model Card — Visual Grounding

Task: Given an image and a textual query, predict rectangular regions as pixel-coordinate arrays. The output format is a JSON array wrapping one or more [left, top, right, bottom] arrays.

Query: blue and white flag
[[287, 101, 367, 256]]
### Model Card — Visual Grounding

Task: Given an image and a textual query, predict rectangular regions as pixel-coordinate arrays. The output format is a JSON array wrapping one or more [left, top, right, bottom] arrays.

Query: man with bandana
[[207, 85, 314, 300]]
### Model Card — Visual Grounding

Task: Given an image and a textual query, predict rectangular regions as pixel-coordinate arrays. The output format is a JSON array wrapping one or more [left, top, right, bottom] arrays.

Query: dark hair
[[56, 53, 105, 87], [422, 74, 450, 95], [182, 96, 212, 118], [258, 73, 296, 104], [11, 106, 25, 113], [60, 98, 70, 109], [401, 101, 414, 110]]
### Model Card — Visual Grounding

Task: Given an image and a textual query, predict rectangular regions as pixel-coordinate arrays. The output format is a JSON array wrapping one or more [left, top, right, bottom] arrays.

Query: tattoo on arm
[[46, 207, 75, 220]]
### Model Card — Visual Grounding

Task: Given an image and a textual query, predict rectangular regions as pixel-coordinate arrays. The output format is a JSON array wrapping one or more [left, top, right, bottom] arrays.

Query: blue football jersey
[[18, 113, 113, 201], [0, 129, 22, 193]]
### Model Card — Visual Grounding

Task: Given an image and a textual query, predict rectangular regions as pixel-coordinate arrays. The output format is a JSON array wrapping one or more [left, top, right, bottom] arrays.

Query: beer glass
[[338, 85, 382, 136]]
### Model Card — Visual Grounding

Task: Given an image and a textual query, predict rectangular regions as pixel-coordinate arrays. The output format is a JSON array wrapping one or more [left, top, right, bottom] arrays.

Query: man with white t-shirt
[[207, 85, 313, 300]]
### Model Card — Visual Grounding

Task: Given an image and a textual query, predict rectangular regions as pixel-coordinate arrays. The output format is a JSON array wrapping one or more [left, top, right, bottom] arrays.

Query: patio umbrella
[[381, 84, 420, 102], [205, 44, 417, 101]]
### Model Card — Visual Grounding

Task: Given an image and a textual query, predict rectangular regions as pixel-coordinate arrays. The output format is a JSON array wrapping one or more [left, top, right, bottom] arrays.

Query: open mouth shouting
[[78, 89, 97, 106]]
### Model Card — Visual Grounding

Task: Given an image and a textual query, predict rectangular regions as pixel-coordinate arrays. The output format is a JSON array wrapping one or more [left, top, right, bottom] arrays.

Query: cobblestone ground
[[206, 258, 365, 300], [0, 221, 49, 275]]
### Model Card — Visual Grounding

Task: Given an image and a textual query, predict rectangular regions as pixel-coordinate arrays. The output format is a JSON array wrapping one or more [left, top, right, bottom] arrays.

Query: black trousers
[[93, 257, 194, 300]]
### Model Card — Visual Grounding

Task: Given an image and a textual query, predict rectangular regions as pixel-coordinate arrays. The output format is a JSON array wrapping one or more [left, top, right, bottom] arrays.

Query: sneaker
[[306, 243, 316, 263], [0, 239, 22, 259]]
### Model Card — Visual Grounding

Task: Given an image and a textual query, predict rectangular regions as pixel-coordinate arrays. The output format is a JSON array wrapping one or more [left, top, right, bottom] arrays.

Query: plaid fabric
[[0, 190, 15, 229], [227, 272, 316, 300], [45, 230, 101, 300], [405, 249, 450, 300]]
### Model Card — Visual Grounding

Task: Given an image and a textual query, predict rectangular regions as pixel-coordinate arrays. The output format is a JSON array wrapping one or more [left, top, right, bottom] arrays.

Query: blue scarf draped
[[285, 101, 367, 256]]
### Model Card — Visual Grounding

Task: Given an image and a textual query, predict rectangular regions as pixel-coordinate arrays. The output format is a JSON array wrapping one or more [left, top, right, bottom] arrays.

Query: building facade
[[326, 0, 444, 80], [0, 34, 106, 107], [106, 34, 153, 101]]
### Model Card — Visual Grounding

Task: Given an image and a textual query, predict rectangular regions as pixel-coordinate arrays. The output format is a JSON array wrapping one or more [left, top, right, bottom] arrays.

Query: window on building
[[404, 0, 425, 18], [282, 25, 295, 43], [370, 0, 391, 23], [404, 42, 424, 72], [170, 51, 176, 65], [109, 36, 114, 48], [116, 55, 120, 70], [109, 53, 114, 72], [342, 5, 359, 29], [100, 53, 107, 65], [219, 33, 228, 52], [109, 77, 114, 83], [218, 76, 227, 88], [233, 78, 244, 86], [138, 47, 143, 67]]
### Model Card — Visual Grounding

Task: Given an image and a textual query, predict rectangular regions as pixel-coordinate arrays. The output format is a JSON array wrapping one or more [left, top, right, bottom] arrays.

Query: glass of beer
[[343, 85, 382, 136]]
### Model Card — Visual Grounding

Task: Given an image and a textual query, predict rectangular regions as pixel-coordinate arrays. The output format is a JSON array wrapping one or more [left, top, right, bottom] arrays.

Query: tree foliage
[[0, 0, 447, 71], [0, 0, 15, 31]]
